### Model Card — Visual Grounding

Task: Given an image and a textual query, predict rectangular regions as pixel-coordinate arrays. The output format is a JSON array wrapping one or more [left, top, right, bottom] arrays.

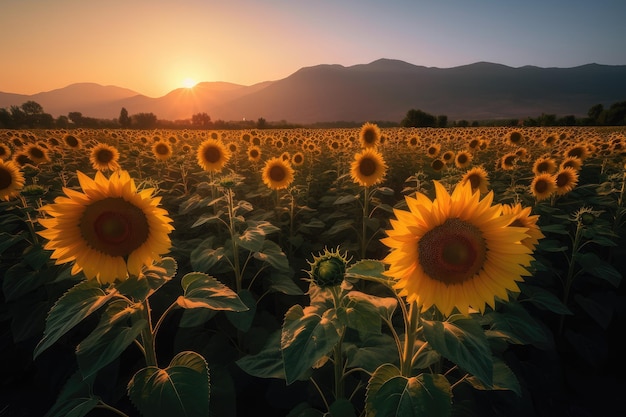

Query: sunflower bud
[[307, 247, 351, 288]]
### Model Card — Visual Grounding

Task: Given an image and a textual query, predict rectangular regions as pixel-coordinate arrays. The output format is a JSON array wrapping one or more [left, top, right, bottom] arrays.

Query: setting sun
[[182, 77, 197, 89]]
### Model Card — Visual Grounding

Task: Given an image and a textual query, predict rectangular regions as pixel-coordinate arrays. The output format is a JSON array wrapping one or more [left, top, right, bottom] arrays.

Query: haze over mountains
[[2, 59, 626, 124]]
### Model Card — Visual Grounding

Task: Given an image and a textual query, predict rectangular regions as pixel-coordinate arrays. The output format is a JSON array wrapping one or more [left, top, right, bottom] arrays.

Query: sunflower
[[0, 159, 25, 201], [358, 122, 381, 149], [37, 170, 174, 284], [460, 166, 490, 194], [262, 157, 295, 190], [508, 130, 523, 146], [559, 156, 583, 171], [24, 144, 49, 165], [350, 148, 387, 187], [501, 203, 544, 250], [247, 145, 262, 163], [89, 143, 121, 172], [381, 180, 534, 316], [152, 141, 173, 161], [197, 138, 231, 173], [454, 150, 473, 169], [407, 136, 421, 148], [532, 156, 558, 175], [63, 133, 82, 149], [0, 143, 12, 160], [530, 173, 557, 201], [430, 158, 446, 172], [292, 152, 305, 167], [564, 144, 588, 161], [426, 144, 441, 158], [499, 152, 517, 171], [441, 150, 455, 165], [554, 167, 579, 196]]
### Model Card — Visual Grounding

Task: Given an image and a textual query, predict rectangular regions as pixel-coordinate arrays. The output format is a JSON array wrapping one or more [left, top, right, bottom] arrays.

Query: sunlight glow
[[182, 77, 197, 89]]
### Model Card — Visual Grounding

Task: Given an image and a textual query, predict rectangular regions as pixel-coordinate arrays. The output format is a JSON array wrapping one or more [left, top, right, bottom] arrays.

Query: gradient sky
[[2, 0, 625, 98]]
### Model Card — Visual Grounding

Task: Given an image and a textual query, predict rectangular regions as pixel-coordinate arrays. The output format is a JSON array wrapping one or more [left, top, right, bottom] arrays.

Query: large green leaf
[[466, 358, 522, 396], [115, 257, 177, 302], [281, 304, 340, 385], [422, 316, 493, 387], [575, 252, 622, 287], [236, 329, 285, 379], [345, 259, 393, 287], [517, 282, 572, 315], [366, 364, 451, 417], [76, 299, 147, 379], [34, 280, 118, 358], [2, 261, 48, 301], [127, 351, 210, 417], [253, 239, 290, 271], [44, 371, 98, 417], [344, 333, 399, 373], [483, 301, 554, 350], [176, 272, 248, 311], [266, 271, 305, 295], [225, 288, 256, 331]]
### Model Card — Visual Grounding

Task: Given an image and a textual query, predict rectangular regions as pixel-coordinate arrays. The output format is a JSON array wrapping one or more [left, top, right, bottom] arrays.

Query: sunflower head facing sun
[[90, 143, 121, 172], [37, 170, 174, 284], [197, 138, 231, 173], [381, 180, 537, 317], [350, 147, 387, 187], [262, 157, 295, 190], [0, 159, 25, 201]]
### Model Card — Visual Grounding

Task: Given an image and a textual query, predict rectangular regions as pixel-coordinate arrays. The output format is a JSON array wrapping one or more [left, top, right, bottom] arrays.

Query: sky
[[1, 0, 625, 98]]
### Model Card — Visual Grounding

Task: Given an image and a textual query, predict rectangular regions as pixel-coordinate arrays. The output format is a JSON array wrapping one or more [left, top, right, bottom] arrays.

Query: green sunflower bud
[[307, 247, 351, 288]]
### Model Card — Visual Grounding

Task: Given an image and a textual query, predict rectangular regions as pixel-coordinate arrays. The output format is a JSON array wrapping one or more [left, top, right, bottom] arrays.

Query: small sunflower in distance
[[530, 173, 557, 202], [0, 159, 25, 201], [381, 180, 535, 317], [262, 157, 295, 190], [460, 166, 490, 194], [247, 145, 262, 163], [358, 122, 382, 149], [152, 141, 173, 161], [350, 148, 387, 187], [197, 138, 231, 173], [501, 203, 544, 251], [90, 143, 121, 172], [37, 170, 174, 284]]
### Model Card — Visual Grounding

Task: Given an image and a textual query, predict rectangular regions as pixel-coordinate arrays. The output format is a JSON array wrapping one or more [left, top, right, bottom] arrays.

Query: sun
[[182, 77, 197, 89]]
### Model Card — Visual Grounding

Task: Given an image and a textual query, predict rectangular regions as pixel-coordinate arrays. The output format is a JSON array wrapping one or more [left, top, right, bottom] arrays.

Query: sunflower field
[[1, 124, 625, 417]]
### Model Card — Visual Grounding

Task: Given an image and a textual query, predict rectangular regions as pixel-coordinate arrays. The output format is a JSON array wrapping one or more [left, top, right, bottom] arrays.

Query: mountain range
[[2, 59, 626, 124]]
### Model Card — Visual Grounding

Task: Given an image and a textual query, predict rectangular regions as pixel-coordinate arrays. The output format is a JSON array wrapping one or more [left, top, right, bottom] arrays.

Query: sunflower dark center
[[156, 143, 169, 155], [467, 174, 481, 189], [29, 147, 44, 158], [534, 179, 549, 193], [269, 165, 286, 181], [203, 146, 221, 163], [0, 167, 12, 189], [97, 149, 114, 163], [65, 136, 79, 147], [80, 197, 149, 257], [418, 218, 487, 285], [359, 157, 377, 176], [555, 172, 569, 187], [431, 159, 444, 171], [363, 129, 376, 144], [250, 149, 259, 158], [457, 154, 468, 164]]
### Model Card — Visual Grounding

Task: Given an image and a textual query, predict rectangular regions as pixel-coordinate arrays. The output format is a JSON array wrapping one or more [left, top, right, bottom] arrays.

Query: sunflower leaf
[[177, 272, 248, 311], [465, 358, 521, 396], [422, 316, 493, 387], [236, 329, 285, 379], [281, 304, 340, 385], [366, 364, 451, 417], [253, 239, 290, 271], [34, 280, 118, 359], [127, 351, 210, 417], [43, 370, 99, 417], [575, 252, 622, 287]]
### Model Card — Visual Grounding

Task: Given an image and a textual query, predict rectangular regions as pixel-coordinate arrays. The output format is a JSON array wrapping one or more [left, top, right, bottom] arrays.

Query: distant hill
[[2, 59, 626, 124]]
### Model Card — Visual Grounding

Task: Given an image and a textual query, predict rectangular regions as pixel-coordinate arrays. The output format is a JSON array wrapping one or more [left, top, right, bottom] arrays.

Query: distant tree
[[0, 108, 13, 128], [401, 109, 437, 128], [436, 115, 448, 128], [456, 120, 470, 127], [191, 112, 211, 128], [587, 103, 604, 124], [132, 112, 157, 129], [557, 115, 577, 126], [10, 105, 26, 127], [119, 107, 131, 127], [21, 100, 44, 115], [56, 115, 70, 128], [68, 112, 84, 126], [256, 117, 267, 129], [606, 101, 626, 125]]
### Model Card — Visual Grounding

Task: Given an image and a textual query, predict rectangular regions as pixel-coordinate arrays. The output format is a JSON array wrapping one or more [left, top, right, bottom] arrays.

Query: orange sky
[[2, 0, 625, 98]]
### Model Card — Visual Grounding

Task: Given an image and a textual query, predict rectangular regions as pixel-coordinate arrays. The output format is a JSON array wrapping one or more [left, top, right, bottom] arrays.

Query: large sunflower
[[262, 157, 295, 190], [89, 143, 121, 172], [197, 138, 231, 172], [37, 170, 174, 284], [381, 180, 534, 316], [0, 159, 25, 201], [350, 148, 387, 187]]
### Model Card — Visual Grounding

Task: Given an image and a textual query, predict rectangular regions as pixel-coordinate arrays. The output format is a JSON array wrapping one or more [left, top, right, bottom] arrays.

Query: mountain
[[2, 59, 626, 123]]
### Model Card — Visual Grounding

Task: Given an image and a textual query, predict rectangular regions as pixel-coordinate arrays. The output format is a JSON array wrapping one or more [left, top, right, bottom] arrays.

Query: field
[[1, 125, 625, 417]]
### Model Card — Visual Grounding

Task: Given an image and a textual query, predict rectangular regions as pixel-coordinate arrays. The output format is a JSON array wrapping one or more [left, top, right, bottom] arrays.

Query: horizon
[[2, 0, 626, 98]]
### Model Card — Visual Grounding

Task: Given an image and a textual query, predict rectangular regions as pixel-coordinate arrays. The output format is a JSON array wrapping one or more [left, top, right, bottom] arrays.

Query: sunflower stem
[[361, 186, 370, 259], [559, 220, 584, 335], [140, 299, 158, 368], [226, 187, 242, 293], [400, 301, 419, 377]]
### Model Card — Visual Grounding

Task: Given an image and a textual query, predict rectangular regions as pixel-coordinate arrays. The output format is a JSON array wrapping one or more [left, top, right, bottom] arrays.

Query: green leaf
[[518, 282, 573, 315], [281, 304, 340, 385], [34, 280, 118, 359], [483, 301, 554, 350], [345, 259, 393, 287], [177, 272, 248, 311], [115, 257, 176, 302], [76, 300, 147, 379], [344, 333, 399, 373], [225, 289, 256, 331], [127, 351, 210, 417], [253, 239, 290, 271], [237, 224, 267, 253], [43, 371, 99, 417], [2, 262, 48, 301], [266, 271, 305, 295], [236, 329, 285, 379], [366, 364, 451, 417], [466, 358, 522, 396], [574, 293, 613, 329], [575, 252, 622, 287], [329, 398, 356, 417], [0, 231, 26, 254], [337, 291, 392, 337], [323, 219, 355, 236], [422, 316, 493, 387], [334, 194, 359, 205]]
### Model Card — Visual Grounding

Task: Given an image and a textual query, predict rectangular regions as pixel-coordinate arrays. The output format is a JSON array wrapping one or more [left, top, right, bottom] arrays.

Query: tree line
[[1, 99, 625, 130]]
